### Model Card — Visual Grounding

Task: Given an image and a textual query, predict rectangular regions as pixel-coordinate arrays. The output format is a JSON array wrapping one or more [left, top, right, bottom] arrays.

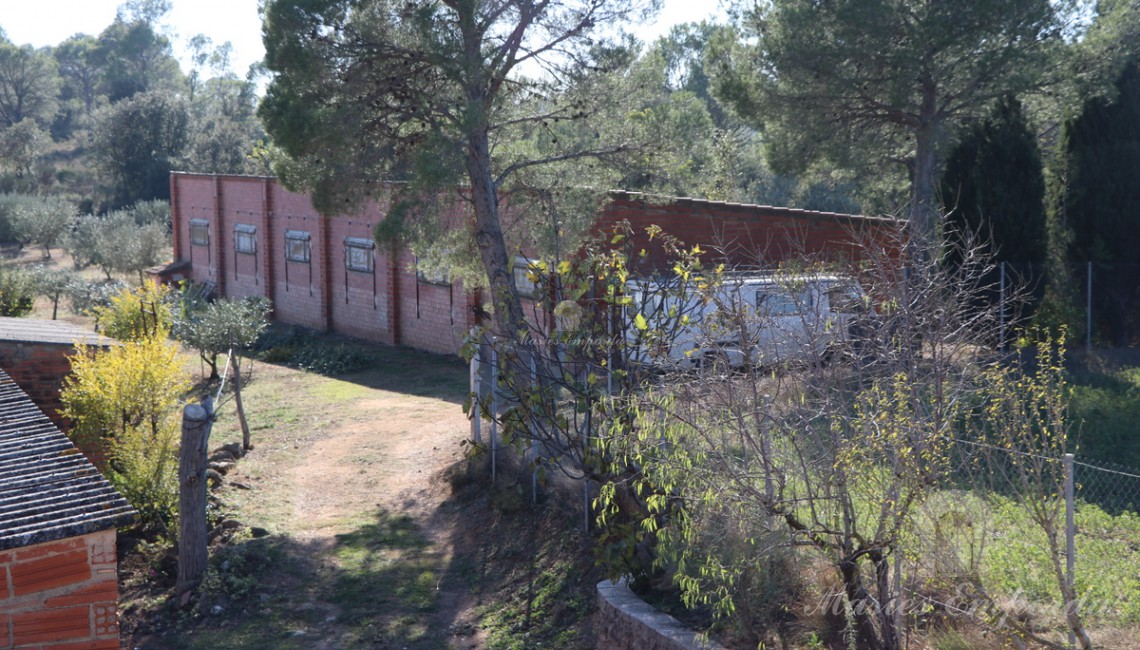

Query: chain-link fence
[[991, 259, 1140, 350], [1074, 455, 1140, 516], [469, 335, 614, 531]]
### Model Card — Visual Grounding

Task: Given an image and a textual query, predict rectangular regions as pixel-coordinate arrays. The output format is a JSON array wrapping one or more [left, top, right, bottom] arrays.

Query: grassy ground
[[117, 335, 600, 650], [13, 246, 1140, 648], [1067, 349, 1140, 468]]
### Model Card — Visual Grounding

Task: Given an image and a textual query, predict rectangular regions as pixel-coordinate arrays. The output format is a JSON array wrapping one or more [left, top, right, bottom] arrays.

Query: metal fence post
[[491, 340, 498, 484], [606, 304, 614, 398], [1064, 452, 1076, 650], [471, 343, 482, 445], [530, 354, 539, 505], [583, 404, 592, 533], [1087, 262, 1093, 355], [583, 478, 590, 533], [999, 261, 1006, 352]]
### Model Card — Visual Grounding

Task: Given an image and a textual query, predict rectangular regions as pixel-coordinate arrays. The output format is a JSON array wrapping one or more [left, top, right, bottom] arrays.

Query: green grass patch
[[309, 376, 375, 402], [919, 490, 1140, 625], [478, 556, 589, 650], [327, 509, 445, 648], [1068, 363, 1140, 468]]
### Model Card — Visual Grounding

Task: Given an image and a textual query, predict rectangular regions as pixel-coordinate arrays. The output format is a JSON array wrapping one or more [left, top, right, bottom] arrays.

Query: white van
[[625, 274, 865, 369]]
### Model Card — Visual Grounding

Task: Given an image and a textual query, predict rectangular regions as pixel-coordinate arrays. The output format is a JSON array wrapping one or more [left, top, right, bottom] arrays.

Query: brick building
[[0, 370, 135, 650], [166, 174, 898, 356], [0, 319, 116, 431]]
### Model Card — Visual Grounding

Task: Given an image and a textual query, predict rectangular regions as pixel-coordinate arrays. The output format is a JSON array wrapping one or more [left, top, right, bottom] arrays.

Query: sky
[[0, 0, 726, 79]]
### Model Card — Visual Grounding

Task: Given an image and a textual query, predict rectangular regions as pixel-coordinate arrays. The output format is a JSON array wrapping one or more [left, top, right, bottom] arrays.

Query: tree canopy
[[713, 0, 1071, 243], [0, 41, 60, 129], [941, 97, 1047, 267], [261, 0, 657, 337], [1060, 57, 1140, 345], [92, 11, 183, 101], [91, 90, 189, 208]]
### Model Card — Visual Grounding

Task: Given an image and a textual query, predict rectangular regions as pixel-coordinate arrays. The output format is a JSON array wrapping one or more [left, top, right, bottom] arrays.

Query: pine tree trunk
[[908, 78, 941, 251], [465, 129, 526, 340]]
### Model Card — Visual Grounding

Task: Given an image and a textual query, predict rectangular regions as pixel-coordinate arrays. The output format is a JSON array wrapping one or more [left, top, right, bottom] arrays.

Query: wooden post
[[177, 398, 214, 597], [233, 357, 252, 450]]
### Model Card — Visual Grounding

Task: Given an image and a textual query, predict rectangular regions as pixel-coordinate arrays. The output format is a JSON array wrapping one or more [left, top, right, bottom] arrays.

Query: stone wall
[[0, 530, 121, 650], [594, 579, 726, 650]]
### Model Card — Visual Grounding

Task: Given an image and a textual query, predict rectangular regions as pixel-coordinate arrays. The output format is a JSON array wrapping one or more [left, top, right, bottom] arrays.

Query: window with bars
[[285, 230, 311, 263], [190, 219, 209, 246], [345, 237, 374, 273], [234, 224, 256, 254], [513, 256, 539, 298], [416, 256, 451, 286]]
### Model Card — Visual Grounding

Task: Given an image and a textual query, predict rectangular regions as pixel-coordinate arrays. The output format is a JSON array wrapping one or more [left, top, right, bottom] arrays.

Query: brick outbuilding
[[164, 173, 899, 356], [0, 370, 135, 650], [0, 319, 115, 431]]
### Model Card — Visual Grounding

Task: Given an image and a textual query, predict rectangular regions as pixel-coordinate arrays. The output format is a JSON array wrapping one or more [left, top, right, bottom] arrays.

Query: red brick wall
[[171, 174, 481, 356], [0, 531, 121, 650], [0, 342, 78, 429], [218, 178, 266, 300], [395, 251, 475, 356], [326, 211, 396, 344], [597, 194, 900, 273], [271, 211, 327, 331], [170, 176, 896, 357], [174, 175, 221, 289]]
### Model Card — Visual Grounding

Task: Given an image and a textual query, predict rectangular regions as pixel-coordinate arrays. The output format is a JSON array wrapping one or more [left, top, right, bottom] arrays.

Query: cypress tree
[[1062, 59, 1140, 345], [940, 96, 1047, 316]]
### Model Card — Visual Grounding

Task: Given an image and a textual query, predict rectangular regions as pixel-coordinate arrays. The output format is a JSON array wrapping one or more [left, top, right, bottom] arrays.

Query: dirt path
[[278, 392, 464, 541], [135, 352, 487, 649]]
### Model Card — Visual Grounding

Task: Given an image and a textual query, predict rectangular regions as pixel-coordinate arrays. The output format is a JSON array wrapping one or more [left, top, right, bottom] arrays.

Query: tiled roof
[[0, 370, 134, 551], [0, 317, 115, 347]]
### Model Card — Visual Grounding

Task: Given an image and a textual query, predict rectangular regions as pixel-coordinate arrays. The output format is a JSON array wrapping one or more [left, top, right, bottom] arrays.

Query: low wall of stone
[[594, 579, 727, 650]]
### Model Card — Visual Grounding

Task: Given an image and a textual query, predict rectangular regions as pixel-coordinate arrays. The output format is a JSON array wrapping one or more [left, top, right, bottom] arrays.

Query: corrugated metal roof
[[0, 317, 115, 347], [0, 370, 135, 551]]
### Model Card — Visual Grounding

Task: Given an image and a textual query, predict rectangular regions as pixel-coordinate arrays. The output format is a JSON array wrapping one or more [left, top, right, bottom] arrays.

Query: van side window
[[828, 285, 863, 313], [756, 289, 808, 315]]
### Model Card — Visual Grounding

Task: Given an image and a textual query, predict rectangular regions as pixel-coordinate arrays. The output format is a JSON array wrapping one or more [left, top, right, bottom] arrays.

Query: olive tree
[[7, 195, 77, 258], [173, 296, 270, 450], [66, 210, 169, 281]]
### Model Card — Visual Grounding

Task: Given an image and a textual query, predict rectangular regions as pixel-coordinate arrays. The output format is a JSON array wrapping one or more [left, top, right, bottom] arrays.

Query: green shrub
[[172, 295, 270, 379], [28, 265, 78, 319], [106, 420, 181, 535], [60, 335, 189, 533], [0, 194, 20, 242], [291, 342, 378, 375], [90, 280, 173, 341], [252, 325, 379, 375], [0, 265, 34, 316], [67, 279, 128, 316]]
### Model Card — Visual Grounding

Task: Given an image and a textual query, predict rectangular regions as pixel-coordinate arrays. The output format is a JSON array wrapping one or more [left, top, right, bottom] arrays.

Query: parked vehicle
[[626, 273, 866, 369]]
